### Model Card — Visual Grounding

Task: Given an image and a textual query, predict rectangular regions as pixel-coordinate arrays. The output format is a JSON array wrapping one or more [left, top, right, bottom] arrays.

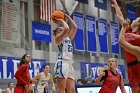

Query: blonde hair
[[108, 58, 118, 64]]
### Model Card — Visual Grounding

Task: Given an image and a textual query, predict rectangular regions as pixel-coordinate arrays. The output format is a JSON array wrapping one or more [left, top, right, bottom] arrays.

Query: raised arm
[[112, 0, 125, 26], [118, 22, 140, 60], [55, 19, 70, 44], [65, 14, 78, 41], [95, 68, 106, 84]]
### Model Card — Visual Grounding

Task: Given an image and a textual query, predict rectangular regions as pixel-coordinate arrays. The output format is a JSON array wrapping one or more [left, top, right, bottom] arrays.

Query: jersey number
[[68, 45, 72, 52]]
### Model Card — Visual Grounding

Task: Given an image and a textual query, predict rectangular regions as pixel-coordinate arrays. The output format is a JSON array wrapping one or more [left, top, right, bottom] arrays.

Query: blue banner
[[98, 18, 108, 53], [86, 15, 97, 53], [73, 12, 85, 51], [80, 62, 125, 80], [32, 21, 51, 42], [126, 4, 137, 20], [0, 57, 46, 79], [95, 0, 107, 10], [110, 22, 119, 54]]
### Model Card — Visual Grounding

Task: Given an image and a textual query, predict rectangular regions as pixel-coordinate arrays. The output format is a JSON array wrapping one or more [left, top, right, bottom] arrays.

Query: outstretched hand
[[64, 13, 70, 19], [55, 18, 64, 24], [122, 19, 130, 28]]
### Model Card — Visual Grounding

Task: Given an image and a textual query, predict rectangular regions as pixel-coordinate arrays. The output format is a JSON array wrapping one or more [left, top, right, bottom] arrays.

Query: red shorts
[[127, 62, 140, 88], [14, 85, 28, 93]]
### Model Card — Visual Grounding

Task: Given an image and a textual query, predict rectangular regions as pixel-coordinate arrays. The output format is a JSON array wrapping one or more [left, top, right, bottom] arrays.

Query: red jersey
[[99, 70, 121, 93], [14, 64, 30, 93], [125, 26, 140, 63], [15, 64, 30, 85]]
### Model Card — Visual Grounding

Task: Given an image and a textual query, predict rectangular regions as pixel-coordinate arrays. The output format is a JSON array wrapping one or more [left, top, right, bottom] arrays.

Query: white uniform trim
[[54, 37, 75, 80], [36, 72, 51, 93]]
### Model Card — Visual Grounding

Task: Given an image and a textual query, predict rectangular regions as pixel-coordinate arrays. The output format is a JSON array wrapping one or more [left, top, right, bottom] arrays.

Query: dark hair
[[8, 82, 13, 87], [53, 27, 59, 36], [18, 53, 28, 67], [43, 63, 50, 69]]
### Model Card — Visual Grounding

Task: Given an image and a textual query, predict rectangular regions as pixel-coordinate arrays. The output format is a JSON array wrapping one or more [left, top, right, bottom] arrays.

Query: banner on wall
[[73, 12, 85, 51], [110, 22, 119, 55], [1, 0, 20, 43], [126, 4, 137, 20], [80, 62, 125, 80], [86, 15, 97, 53], [0, 57, 46, 79], [98, 18, 108, 53], [95, 0, 107, 10], [32, 21, 51, 42]]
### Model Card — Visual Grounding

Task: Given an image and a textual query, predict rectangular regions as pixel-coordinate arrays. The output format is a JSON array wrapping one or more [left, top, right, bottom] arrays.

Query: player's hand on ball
[[55, 18, 64, 24], [64, 13, 70, 19]]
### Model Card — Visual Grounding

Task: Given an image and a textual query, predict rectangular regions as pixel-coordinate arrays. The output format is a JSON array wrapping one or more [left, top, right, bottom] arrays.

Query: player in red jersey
[[95, 58, 126, 93], [112, 0, 140, 93], [14, 54, 34, 93], [119, 20, 140, 93]]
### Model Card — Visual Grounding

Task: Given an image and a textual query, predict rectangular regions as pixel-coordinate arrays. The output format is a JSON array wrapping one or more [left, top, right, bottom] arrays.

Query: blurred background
[[0, 0, 139, 92]]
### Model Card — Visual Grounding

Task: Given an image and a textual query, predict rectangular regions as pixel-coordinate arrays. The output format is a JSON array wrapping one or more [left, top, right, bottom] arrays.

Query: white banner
[[1, 0, 20, 43]]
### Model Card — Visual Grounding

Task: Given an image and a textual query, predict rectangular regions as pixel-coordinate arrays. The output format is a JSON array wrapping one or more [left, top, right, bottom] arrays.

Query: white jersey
[[6, 88, 14, 93], [57, 37, 73, 61], [36, 72, 51, 93]]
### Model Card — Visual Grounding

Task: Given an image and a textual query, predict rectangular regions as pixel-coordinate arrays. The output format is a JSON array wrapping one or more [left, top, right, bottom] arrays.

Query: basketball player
[[31, 64, 55, 93], [14, 54, 32, 93], [95, 58, 126, 93], [53, 13, 77, 93], [112, 0, 140, 93], [5, 82, 14, 93], [119, 20, 140, 93]]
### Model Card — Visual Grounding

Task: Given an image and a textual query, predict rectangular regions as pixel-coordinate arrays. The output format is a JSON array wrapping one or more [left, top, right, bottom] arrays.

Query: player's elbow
[[118, 37, 124, 45], [14, 72, 17, 77], [73, 26, 78, 32], [73, 25, 78, 30], [136, 49, 140, 55], [64, 27, 70, 32], [118, 39, 122, 44]]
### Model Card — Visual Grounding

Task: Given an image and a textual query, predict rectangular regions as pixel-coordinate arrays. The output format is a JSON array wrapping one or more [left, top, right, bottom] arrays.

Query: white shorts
[[54, 60, 75, 80]]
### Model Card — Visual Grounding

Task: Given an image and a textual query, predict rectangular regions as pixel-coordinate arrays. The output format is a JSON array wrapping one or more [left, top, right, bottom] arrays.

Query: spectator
[[77, 79, 83, 85]]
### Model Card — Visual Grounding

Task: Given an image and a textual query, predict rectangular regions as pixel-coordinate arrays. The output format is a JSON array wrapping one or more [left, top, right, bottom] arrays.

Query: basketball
[[51, 11, 65, 22]]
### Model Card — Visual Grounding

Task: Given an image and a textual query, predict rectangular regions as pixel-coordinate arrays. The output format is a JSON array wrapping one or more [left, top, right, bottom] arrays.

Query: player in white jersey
[[5, 82, 14, 93], [32, 64, 55, 93], [53, 12, 77, 93]]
